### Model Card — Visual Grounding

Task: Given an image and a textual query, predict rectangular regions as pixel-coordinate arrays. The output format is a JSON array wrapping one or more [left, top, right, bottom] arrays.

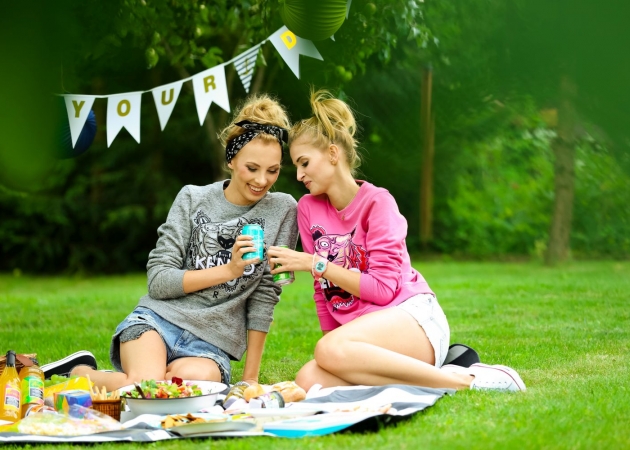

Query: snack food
[[161, 413, 227, 429], [270, 381, 306, 403], [53, 390, 92, 413], [243, 383, 266, 402]]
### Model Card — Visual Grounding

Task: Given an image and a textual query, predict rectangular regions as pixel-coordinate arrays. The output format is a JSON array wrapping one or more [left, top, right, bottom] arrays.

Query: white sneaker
[[468, 363, 526, 392], [440, 364, 472, 375]]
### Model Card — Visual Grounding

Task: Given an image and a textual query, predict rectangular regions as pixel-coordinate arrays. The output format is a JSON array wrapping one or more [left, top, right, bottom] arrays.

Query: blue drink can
[[241, 224, 264, 261]]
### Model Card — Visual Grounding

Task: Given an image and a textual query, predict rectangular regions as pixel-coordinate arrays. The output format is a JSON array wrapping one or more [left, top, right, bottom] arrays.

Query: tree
[[495, 0, 630, 264], [0, 0, 436, 273]]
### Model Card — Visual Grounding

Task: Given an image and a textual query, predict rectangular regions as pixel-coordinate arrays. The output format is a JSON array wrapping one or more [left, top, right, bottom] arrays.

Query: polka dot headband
[[225, 120, 289, 163]]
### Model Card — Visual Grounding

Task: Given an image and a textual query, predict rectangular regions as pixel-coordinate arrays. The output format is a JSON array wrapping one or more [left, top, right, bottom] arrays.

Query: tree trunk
[[420, 65, 434, 249], [545, 76, 577, 265]]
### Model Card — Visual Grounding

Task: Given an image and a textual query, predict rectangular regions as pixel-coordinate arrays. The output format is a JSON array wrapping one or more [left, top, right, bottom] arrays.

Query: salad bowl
[[118, 379, 227, 415]]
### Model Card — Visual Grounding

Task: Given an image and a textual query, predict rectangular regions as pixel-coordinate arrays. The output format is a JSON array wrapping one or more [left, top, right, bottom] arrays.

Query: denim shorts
[[110, 306, 232, 384], [397, 294, 450, 367]]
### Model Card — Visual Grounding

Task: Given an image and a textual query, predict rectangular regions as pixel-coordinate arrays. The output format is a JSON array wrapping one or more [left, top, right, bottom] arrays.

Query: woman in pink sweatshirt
[[267, 90, 525, 393]]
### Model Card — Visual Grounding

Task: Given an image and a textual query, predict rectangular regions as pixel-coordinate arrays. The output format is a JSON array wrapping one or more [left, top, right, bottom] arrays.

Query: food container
[[54, 390, 92, 413], [118, 380, 226, 415], [44, 377, 93, 401], [91, 398, 122, 422]]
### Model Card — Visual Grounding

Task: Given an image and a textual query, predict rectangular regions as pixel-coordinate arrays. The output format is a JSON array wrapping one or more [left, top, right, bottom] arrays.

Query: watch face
[[315, 261, 326, 272]]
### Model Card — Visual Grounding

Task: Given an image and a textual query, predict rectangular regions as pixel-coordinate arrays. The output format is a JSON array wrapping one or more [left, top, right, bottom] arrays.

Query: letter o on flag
[[117, 99, 131, 117]]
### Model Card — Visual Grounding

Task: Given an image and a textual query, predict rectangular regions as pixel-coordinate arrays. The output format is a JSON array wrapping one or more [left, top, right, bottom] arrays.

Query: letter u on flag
[[269, 26, 323, 79], [192, 64, 230, 125], [106, 92, 143, 147], [63, 95, 96, 148], [233, 44, 261, 94], [151, 80, 183, 131]]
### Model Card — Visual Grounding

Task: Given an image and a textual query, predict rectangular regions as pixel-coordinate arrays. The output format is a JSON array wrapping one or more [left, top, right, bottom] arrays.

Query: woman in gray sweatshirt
[[42, 94, 298, 391]]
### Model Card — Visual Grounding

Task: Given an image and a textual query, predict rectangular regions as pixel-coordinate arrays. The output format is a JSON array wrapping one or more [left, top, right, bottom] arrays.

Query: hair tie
[[225, 120, 288, 163]]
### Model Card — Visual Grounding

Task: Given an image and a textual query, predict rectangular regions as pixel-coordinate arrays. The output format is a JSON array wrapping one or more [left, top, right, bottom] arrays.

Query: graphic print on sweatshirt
[[187, 210, 265, 293], [311, 225, 368, 311]]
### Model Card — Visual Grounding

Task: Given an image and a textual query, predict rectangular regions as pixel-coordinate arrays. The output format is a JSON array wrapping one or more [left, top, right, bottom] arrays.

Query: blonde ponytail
[[289, 89, 361, 174]]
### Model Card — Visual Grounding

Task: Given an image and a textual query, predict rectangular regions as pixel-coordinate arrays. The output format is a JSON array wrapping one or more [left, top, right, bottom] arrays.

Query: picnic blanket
[[0, 384, 453, 443]]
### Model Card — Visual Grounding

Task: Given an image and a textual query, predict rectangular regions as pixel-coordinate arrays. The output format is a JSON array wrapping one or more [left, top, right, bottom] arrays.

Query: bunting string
[[61, 26, 323, 148]]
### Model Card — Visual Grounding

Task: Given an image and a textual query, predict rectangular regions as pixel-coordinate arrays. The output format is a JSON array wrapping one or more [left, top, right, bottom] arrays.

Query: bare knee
[[295, 360, 320, 392], [124, 369, 166, 386], [167, 358, 222, 382], [314, 336, 348, 374]]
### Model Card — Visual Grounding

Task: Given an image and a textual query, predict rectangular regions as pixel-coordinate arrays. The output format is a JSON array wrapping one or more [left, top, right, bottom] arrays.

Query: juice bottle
[[19, 358, 44, 419], [0, 350, 22, 423]]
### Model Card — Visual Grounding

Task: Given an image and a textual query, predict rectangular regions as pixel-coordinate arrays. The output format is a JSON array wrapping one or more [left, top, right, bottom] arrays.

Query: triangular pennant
[[233, 44, 261, 94], [151, 80, 183, 131], [63, 95, 96, 148], [106, 92, 142, 147], [191, 65, 230, 126], [269, 26, 323, 79]]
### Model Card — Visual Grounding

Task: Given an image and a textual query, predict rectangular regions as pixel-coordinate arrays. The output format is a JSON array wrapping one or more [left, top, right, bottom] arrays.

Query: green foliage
[[435, 114, 556, 257], [2, 0, 629, 274], [572, 142, 630, 258]]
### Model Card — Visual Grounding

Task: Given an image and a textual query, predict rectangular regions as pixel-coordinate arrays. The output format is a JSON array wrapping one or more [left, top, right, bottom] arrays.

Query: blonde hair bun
[[219, 94, 290, 148], [290, 89, 361, 173], [309, 90, 356, 142]]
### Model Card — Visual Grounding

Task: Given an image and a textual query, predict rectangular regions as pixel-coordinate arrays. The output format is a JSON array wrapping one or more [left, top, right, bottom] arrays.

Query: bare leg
[[73, 330, 168, 391], [166, 357, 222, 382], [296, 308, 473, 392], [296, 359, 352, 390]]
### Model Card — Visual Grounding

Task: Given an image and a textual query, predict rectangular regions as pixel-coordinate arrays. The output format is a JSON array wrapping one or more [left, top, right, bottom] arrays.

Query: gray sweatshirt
[[137, 180, 298, 360]]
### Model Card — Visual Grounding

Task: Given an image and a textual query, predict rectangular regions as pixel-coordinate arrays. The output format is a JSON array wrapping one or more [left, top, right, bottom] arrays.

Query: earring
[[330, 158, 337, 166]]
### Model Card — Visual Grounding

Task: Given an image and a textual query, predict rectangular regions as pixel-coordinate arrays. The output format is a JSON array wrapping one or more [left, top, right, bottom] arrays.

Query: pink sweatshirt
[[297, 181, 434, 331]]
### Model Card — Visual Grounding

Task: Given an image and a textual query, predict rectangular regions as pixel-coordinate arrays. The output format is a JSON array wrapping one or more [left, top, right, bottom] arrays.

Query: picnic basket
[[0, 353, 37, 372], [91, 398, 122, 422]]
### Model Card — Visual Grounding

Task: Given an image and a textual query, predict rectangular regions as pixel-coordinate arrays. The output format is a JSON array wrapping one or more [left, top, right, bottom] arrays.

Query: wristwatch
[[312, 256, 328, 281]]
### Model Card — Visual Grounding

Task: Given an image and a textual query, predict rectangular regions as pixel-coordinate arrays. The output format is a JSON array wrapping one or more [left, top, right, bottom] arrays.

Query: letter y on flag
[[63, 95, 96, 148]]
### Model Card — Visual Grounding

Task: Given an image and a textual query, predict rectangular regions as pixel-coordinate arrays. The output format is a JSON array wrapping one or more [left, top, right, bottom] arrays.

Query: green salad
[[121, 378, 204, 399]]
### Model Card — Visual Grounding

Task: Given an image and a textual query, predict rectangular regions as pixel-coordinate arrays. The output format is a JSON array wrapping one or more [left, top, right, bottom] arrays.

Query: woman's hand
[[267, 246, 312, 274], [227, 235, 259, 278]]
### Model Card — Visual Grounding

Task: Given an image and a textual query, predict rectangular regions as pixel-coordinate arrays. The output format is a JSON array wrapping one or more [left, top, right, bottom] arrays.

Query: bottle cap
[[5, 350, 16, 367]]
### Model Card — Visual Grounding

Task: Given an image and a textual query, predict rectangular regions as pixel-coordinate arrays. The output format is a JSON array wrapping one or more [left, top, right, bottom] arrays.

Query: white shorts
[[397, 294, 450, 367]]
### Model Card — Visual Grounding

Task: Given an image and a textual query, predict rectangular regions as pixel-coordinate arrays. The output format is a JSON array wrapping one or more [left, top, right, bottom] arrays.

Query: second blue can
[[241, 224, 264, 261]]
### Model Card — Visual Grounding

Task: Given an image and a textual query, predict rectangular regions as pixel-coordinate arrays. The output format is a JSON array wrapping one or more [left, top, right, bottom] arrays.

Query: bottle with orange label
[[19, 357, 44, 419], [0, 350, 22, 423]]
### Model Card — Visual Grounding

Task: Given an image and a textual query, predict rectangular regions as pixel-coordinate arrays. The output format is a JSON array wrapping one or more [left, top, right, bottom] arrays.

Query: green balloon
[[280, 0, 348, 41]]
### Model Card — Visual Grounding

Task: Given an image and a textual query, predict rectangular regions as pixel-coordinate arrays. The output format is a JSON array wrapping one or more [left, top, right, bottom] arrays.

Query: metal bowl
[[118, 380, 227, 415]]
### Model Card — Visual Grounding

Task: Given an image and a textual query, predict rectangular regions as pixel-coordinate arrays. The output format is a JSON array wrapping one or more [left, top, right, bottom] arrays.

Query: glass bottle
[[19, 357, 44, 419], [0, 350, 22, 423]]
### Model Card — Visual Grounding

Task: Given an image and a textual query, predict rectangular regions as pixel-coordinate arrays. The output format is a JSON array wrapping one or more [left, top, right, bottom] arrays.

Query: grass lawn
[[1, 260, 629, 449]]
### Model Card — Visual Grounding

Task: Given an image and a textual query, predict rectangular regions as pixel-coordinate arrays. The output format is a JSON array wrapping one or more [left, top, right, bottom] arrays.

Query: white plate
[[118, 380, 227, 415], [168, 420, 256, 436], [245, 408, 319, 418]]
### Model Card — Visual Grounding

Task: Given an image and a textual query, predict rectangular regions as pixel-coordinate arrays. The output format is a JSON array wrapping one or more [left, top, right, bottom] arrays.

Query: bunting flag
[[106, 92, 142, 147], [61, 25, 330, 149], [64, 95, 96, 147], [269, 26, 323, 79], [192, 64, 230, 125], [233, 44, 261, 94], [151, 80, 184, 131]]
